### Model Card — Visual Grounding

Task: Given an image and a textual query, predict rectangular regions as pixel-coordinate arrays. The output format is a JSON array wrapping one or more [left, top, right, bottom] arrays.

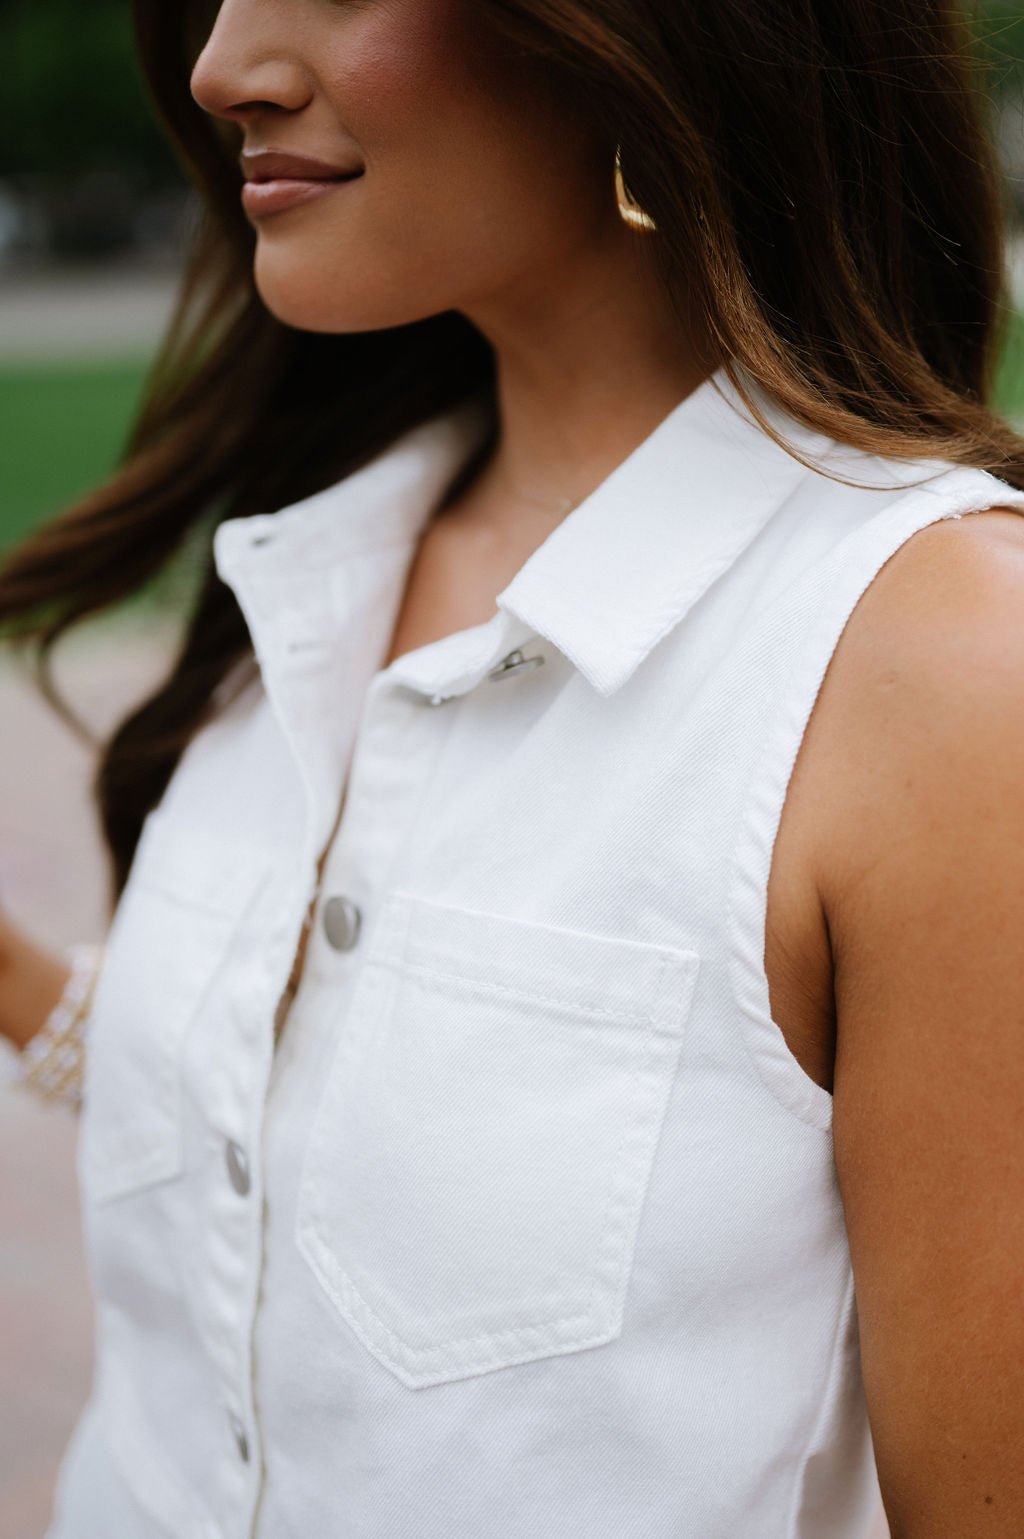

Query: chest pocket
[[296, 891, 700, 1388], [81, 812, 267, 1206]]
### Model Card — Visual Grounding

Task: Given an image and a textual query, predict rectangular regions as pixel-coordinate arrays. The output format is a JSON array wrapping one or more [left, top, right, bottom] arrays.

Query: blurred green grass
[[995, 307, 1024, 419], [3, 327, 1024, 562], [0, 358, 148, 554]]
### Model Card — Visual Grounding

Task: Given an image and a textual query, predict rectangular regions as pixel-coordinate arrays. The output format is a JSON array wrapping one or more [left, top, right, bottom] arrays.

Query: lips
[[240, 149, 364, 217]]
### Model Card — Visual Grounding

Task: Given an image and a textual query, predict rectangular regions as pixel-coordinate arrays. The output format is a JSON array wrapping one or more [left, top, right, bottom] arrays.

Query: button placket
[[315, 683, 442, 942], [392, 626, 547, 706]]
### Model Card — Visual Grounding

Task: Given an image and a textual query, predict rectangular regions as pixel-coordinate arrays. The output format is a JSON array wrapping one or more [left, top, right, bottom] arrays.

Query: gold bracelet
[[15, 943, 105, 1110]]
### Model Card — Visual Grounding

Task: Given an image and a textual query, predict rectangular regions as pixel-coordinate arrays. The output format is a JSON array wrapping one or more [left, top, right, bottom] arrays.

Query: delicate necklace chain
[[524, 492, 576, 517], [495, 482, 577, 519]]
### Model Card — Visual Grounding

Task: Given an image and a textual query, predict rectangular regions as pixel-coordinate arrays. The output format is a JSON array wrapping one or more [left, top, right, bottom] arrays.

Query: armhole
[[726, 472, 1024, 1129]]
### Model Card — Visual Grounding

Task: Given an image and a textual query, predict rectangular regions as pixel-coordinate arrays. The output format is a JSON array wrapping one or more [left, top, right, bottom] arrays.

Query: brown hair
[[2, 0, 1022, 899]]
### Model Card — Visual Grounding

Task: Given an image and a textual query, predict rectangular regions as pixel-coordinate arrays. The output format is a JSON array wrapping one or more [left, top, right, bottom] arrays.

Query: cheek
[[322, 0, 479, 156], [321, 0, 553, 208]]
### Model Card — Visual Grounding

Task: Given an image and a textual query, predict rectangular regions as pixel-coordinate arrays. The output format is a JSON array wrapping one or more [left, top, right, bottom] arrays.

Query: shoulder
[[794, 504, 1024, 900], [834, 500, 1024, 682]]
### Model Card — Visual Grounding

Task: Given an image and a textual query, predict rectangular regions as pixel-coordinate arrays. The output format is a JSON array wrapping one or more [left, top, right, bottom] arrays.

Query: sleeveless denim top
[[49, 366, 1024, 1539]]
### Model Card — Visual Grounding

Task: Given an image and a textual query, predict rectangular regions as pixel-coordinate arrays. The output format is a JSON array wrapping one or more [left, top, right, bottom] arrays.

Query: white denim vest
[[48, 367, 1024, 1539]]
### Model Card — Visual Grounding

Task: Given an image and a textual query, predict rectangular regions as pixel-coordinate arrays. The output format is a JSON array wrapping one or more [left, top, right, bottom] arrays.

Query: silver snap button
[[486, 649, 545, 681], [225, 1139, 250, 1196], [322, 894, 362, 952], [227, 1410, 250, 1463]]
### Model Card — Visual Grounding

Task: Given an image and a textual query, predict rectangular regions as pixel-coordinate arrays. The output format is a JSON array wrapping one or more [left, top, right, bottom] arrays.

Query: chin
[[252, 247, 439, 336]]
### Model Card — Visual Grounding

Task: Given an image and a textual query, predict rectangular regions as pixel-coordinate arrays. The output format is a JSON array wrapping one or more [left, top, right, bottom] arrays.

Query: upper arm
[[806, 509, 1024, 1536]]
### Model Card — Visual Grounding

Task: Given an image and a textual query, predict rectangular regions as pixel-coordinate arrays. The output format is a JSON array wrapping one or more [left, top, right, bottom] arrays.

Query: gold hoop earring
[[614, 145, 657, 232]]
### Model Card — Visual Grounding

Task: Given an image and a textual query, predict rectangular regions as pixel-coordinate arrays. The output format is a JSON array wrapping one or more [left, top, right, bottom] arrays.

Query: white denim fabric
[[48, 366, 1024, 1539]]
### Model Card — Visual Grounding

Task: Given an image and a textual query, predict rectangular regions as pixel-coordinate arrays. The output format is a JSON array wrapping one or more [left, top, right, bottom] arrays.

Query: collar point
[[568, 652, 639, 699]]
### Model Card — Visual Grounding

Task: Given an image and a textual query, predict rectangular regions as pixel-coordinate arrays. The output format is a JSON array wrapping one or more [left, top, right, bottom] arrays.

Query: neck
[[460, 219, 716, 526]]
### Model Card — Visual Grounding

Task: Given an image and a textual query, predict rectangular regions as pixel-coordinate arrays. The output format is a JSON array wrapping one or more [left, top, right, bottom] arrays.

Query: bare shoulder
[[834, 499, 1024, 665], [792, 503, 1024, 1532], [794, 504, 1024, 902], [824, 502, 1024, 704]]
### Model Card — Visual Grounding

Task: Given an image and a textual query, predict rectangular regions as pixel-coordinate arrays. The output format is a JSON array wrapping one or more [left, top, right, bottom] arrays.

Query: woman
[[2, 0, 1024, 1532]]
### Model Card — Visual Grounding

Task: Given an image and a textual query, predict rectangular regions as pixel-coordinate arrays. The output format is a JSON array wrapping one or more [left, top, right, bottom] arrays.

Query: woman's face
[[190, 0, 620, 334]]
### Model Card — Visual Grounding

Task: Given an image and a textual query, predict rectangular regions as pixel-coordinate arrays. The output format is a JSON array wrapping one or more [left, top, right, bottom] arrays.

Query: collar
[[214, 363, 832, 701], [495, 367, 829, 695]]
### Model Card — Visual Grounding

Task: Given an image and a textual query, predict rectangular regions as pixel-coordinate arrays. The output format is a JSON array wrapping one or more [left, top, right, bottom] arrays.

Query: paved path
[[0, 1086, 92, 1538], [0, 265, 179, 362]]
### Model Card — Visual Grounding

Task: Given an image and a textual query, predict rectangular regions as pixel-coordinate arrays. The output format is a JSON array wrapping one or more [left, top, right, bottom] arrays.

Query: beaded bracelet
[[15, 942, 105, 1110]]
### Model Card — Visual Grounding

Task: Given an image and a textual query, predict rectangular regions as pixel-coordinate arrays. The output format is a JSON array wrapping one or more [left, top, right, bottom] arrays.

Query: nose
[[190, 0, 312, 121]]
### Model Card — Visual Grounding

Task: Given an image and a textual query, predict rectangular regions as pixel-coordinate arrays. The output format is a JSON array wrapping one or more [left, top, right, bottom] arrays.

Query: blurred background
[[3, 1, 1024, 1534], [0, 7, 191, 1535]]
